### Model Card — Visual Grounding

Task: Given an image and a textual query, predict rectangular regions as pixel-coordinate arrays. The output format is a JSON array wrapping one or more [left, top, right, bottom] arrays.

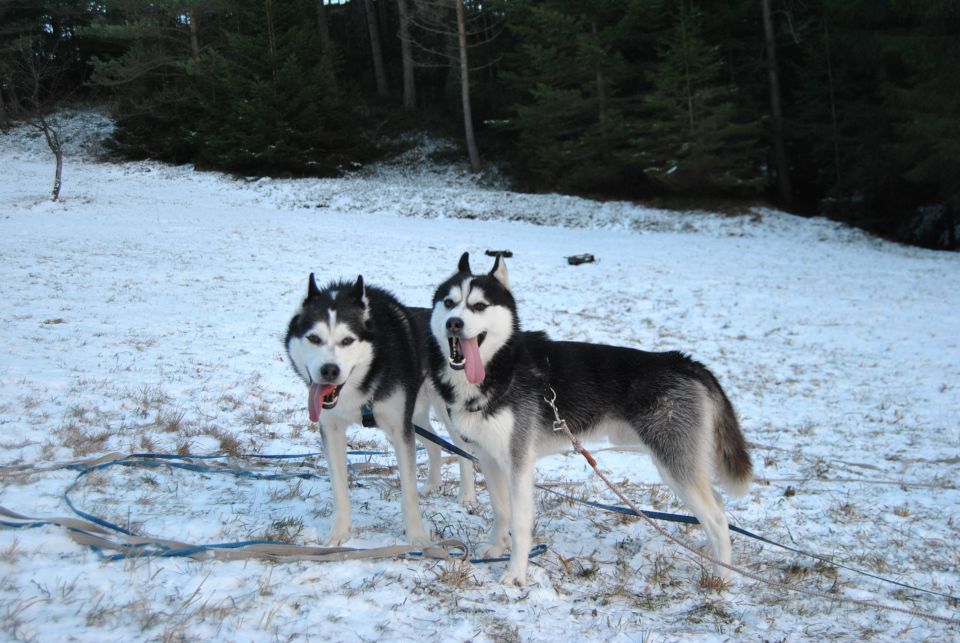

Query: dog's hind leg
[[319, 421, 352, 545], [656, 463, 733, 581], [413, 406, 443, 496]]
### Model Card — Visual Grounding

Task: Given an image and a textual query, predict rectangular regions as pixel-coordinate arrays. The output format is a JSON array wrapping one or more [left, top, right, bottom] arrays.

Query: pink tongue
[[308, 383, 336, 422], [460, 336, 486, 384]]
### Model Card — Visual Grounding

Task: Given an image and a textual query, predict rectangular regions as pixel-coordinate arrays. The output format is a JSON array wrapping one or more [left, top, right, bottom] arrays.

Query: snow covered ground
[[1, 111, 958, 641]]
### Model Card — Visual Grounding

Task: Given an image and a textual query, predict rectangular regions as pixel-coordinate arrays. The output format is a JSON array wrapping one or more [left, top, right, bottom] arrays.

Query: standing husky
[[286, 274, 474, 547], [428, 253, 752, 586]]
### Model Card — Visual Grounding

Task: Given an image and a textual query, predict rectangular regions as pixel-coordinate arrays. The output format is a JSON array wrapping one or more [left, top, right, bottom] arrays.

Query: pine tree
[[789, 0, 958, 247], [193, 0, 365, 175], [501, 0, 656, 192], [637, 1, 763, 194], [90, 0, 369, 175], [885, 2, 960, 247], [87, 0, 226, 162]]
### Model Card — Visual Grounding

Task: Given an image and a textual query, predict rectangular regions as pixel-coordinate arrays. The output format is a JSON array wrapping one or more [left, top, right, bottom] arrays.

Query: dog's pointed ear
[[353, 275, 374, 330], [352, 275, 366, 304], [490, 255, 510, 290], [307, 273, 321, 299], [458, 252, 471, 274]]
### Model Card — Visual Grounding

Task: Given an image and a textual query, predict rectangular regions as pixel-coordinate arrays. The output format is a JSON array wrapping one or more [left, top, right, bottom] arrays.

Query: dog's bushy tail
[[715, 392, 753, 496], [701, 373, 752, 497]]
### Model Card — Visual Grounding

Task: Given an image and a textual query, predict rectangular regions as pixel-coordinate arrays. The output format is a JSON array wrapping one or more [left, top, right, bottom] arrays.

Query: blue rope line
[[414, 426, 478, 462], [9, 419, 955, 601], [422, 428, 960, 603], [1, 519, 49, 529], [58, 447, 548, 566], [62, 454, 360, 537], [537, 481, 960, 603]]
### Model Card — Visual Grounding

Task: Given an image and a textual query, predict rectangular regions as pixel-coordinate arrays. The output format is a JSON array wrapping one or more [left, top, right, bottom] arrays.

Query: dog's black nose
[[446, 317, 464, 334], [320, 363, 340, 381]]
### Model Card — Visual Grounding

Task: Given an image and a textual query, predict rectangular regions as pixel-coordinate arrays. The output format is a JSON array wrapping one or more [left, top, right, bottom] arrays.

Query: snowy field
[[1, 111, 958, 641]]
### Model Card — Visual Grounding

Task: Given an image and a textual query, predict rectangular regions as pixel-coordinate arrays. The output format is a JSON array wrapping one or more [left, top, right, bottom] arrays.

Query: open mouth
[[322, 384, 343, 409], [448, 332, 486, 370], [308, 382, 345, 421]]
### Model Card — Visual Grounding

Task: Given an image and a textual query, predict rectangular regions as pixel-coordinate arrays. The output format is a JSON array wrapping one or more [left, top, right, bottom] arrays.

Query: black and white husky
[[286, 274, 474, 547], [428, 253, 753, 585]]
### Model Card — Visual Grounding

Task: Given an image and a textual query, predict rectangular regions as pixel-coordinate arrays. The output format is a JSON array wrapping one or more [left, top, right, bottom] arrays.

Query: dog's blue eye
[[340, 337, 355, 347], [307, 334, 322, 345], [444, 298, 455, 309]]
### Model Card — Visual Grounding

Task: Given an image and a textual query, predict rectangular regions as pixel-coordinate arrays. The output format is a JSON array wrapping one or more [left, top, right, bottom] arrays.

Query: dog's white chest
[[452, 407, 515, 462]]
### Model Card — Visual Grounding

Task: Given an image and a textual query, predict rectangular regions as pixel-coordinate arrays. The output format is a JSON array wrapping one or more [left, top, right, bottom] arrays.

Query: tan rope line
[[543, 388, 958, 626], [0, 452, 129, 477], [2, 439, 956, 621], [0, 505, 467, 563]]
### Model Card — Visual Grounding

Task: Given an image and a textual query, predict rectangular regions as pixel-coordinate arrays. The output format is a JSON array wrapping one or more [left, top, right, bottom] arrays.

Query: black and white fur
[[286, 274, 475, 546], [428, 253, 753, 585]]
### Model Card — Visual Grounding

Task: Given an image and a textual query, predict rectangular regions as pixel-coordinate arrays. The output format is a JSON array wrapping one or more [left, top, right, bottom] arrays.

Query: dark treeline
[[1, 0, 957, 249]]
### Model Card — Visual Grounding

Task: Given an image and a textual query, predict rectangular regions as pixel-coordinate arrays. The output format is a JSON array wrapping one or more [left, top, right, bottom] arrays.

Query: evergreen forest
[[2, 0, 957, 249]]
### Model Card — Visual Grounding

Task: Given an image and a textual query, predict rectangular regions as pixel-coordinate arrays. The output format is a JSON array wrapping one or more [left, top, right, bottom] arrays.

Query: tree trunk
[[314, 0, 332, 52], [397, 0, 416, 110], [455, 0, 481, 171], [187, 10, 200, 58], [7, 80, 22, 114], [53, 145, 63, 201], [364, 0, 389, 97], [37, 113, 63, 201], [265, 0, 278, 79], [761, 0, 793, 205], [947, 203, 956, 250], [592, 22, 607, 130], [680, 3, 695, 129], [822, 16, 841, 187]]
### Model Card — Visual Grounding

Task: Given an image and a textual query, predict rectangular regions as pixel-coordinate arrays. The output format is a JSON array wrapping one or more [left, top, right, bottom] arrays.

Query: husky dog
[[428, 253, 753, 586], [286, 274, 474, 546]]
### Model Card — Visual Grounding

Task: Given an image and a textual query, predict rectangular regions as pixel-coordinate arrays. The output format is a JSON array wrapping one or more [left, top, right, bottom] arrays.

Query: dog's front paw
[[477, 543, 506, 559], [458, 489, 478, 506], [323, 528, 351, 546], [499, 567, 527, 587], [418, 481, 441, 496], [406, 527, 431, 549]]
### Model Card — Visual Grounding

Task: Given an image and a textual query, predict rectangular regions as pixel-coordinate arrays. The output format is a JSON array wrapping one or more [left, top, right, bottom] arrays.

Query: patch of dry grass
[[263, 516, 304, 543], [433, 558, 482, 589], [201, 426, 242, 456], [0, 538, 21, 563], [242, 400, 275, 428], [155, 409, 186, 434], [56, 421, 112, 456]]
